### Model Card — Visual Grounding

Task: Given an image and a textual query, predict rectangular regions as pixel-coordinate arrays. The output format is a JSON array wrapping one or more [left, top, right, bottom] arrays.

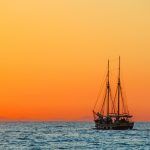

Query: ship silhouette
[[93, 57, 134, 130]]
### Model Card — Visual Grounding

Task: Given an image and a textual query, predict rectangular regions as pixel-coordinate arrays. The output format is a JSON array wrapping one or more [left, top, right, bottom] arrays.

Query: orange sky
[[0, 0, 150, 121]]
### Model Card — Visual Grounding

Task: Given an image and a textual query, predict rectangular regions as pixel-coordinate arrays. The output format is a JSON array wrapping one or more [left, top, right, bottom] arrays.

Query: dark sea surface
[[0, 122, 149, 150]]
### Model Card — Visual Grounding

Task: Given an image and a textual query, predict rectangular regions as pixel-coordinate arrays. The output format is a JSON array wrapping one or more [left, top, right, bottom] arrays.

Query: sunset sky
[[0, 0, 150, 121]]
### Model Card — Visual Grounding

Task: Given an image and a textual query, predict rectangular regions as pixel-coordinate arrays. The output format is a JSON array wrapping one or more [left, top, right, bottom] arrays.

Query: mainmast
[[117, 56, 120, 116], [107, 59, 110, 116]]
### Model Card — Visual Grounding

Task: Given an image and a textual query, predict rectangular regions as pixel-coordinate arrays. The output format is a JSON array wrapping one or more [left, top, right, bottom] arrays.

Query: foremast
[[107, 59, 110, 116], [117, 56, 121, 118]]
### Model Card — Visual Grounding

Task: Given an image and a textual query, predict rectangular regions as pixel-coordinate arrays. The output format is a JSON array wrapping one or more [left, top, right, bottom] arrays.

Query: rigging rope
[[93, 58, 130, 115], [93, 70, 107, 111]]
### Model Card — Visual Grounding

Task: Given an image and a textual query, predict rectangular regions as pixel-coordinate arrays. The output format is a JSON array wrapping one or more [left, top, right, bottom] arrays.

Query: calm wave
[[0, 122, 149, 149]]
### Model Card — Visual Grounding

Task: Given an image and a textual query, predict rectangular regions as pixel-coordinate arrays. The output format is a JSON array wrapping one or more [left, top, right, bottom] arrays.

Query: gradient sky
[[0, 0, 150, 121]]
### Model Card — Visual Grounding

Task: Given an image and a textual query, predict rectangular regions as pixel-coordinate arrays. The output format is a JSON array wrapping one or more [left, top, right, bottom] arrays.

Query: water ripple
[[0, 122, 149, 149]]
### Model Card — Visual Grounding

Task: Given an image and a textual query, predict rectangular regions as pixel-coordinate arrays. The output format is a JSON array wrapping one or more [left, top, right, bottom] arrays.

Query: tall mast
[[117, 56, 120, 116], [107, 59, 110, 116]]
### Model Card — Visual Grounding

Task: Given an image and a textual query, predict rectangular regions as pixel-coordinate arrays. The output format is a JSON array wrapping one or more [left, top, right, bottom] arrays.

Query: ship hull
[[94, 121, 134, 130]]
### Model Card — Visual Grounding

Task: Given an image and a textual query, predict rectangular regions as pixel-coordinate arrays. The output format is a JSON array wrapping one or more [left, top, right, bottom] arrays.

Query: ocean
[[0, 122, 149, 150]]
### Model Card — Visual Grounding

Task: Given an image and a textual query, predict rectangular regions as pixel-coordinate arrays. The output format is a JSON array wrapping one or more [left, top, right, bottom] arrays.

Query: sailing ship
[[93, 57, 134, 130]]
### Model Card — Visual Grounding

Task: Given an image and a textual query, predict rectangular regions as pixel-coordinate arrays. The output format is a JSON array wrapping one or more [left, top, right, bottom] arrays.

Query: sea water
[[0, 122, 149, 150]]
